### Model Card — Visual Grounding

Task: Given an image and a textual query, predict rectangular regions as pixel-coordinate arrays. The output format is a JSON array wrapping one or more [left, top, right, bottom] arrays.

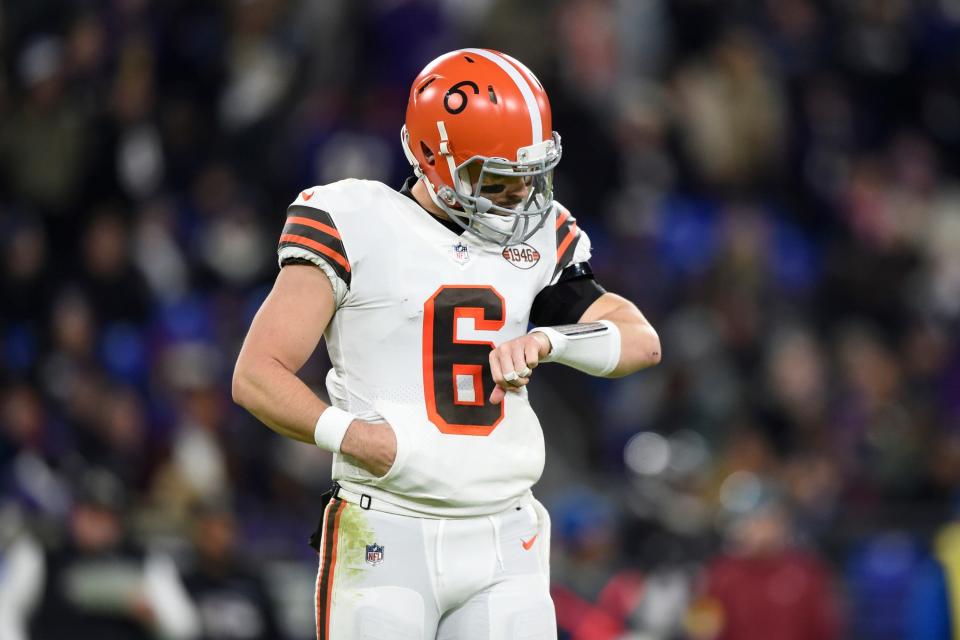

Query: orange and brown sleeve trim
[[554, 207, 581, 279], [279, 205, 351, 287]]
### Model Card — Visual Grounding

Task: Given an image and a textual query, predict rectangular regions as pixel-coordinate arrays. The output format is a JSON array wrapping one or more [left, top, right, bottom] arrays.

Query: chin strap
[[402, 124, 462, 211], [399, 124, 524, 245], [436, 120, 471, 200]]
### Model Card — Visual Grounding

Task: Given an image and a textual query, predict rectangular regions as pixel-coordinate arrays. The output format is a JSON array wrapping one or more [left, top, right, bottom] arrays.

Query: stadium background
[[2, 0, 960, 638]]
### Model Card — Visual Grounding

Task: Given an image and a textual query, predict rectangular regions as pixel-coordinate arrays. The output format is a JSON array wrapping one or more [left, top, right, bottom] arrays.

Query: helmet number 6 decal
[[444, 81, 479, 115], [422, 285, 505, 435]]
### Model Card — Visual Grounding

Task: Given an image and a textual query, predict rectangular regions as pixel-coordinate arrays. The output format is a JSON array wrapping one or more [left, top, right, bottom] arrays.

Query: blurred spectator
[[846, 531, 925, 640], [0, 383, 69, 518], [29, 469, 199, 640], [132, 199, 191, 302], [78, 207, 151, 324], [1, 36, 87, 217], [906, 519, 960, 640], [0, 218, 53, 328], [687, 476, 842, 640], [0, 502, 44, 640], [219, 0, 294, 134], [551, 489, 643, 639], [81, 384, 153, 490], [180, 500, 283, 640], [902, 505, 960, 640], [674, 30, 787, 190], [550, 488, 690, 639], [152, 343, 232, 526]]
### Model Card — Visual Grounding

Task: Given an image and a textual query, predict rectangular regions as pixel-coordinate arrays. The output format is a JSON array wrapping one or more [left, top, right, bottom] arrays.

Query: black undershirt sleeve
[[530, 262, 606, 327], [280, 257, 317, 267]]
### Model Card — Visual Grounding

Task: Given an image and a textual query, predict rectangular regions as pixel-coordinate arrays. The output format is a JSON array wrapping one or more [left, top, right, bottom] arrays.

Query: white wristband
[[314, 406, 356, 453], [530, 320, 621, 376]]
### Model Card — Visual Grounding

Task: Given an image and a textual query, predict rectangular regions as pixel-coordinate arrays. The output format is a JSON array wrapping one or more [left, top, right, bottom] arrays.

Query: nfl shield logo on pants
[[366, 543, 384, 566]]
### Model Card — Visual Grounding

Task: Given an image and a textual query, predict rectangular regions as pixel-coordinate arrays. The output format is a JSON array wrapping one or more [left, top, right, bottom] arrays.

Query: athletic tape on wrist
[[530, 320, 621, 376], [314, 406, 355, 453]]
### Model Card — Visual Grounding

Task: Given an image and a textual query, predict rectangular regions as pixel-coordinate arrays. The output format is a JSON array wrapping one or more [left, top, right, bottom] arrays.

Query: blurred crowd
[[2, 0, 960, 638]]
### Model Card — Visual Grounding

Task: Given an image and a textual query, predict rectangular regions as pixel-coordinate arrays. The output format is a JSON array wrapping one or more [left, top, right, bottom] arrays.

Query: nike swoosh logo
[[301, 190, 315, 201], [521, 534, 538, 550]]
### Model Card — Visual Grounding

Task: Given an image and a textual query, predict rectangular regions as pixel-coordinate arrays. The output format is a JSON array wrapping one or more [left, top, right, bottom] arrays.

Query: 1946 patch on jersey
[[501, 243, 541, 269]]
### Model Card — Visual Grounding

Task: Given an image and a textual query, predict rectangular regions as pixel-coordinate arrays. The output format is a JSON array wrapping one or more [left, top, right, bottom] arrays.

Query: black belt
[[308, 482, 373, 551]]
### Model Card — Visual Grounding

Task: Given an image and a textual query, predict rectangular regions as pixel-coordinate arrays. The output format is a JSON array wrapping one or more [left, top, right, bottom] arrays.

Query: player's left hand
[[489, 332, 552, 404]]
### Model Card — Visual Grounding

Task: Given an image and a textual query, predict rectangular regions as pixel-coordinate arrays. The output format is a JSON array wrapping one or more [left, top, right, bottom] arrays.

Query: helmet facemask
[[405, 127, 562, 246], [450, 136, 561, 246]]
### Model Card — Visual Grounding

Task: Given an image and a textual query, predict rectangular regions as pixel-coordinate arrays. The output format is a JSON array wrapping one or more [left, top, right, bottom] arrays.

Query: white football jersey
[[277, 179, 592, 517]]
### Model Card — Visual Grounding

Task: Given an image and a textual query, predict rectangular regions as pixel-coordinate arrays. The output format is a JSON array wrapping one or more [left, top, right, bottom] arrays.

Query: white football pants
[[313, 492, 556, 639]]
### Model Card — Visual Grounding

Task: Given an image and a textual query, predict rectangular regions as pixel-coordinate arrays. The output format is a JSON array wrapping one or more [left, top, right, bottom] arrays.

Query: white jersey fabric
[[277, 179, 591, 518]]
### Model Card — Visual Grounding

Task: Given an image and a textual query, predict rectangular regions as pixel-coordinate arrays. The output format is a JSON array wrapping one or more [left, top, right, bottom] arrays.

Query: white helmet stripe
[[461, 48, 542, 146]]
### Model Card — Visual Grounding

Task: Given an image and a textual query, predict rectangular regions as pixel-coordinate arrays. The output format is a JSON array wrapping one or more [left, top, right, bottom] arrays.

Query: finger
[[523, 337, 540, 371], [504, 371, 525, 387], [505, 374, 528, 388], [492, 342, 528, 387], [510, 344, 529, 380], [490, 379, 525, 403], [489, 349, 505, 386], [489, 350, 513, 402], [495, 347, 519, 386]]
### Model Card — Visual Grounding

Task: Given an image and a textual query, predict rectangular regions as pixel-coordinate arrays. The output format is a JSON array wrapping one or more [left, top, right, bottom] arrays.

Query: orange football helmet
[[401, 49, 562, 246]]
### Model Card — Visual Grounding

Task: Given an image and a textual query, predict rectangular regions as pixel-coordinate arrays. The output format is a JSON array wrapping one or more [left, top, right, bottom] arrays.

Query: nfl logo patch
[[365, 543, 384, 566], [451, 242, 470, 265]]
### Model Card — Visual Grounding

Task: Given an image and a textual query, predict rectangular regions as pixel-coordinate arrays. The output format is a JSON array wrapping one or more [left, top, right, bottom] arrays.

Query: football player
[[233, 48, 661, 640]]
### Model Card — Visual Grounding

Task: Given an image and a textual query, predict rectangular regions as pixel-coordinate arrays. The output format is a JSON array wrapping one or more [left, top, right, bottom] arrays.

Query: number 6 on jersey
[[422, 285, 505, 435]]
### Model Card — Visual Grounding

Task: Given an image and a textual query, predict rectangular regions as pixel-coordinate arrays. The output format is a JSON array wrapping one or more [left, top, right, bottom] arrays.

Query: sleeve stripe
[[286, 216, 341, 240], [279, 234, 351, 272], [278, 203, 352, 287], [557, 222, 579, 258], [554, 208, 582, 278]]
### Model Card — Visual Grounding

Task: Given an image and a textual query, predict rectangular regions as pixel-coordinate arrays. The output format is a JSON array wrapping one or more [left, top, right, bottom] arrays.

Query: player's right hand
[[340, 420, 397, 477]]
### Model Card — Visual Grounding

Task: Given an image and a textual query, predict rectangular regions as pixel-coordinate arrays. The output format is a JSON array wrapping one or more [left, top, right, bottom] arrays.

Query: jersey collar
[[399, 177, 465, 237]]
